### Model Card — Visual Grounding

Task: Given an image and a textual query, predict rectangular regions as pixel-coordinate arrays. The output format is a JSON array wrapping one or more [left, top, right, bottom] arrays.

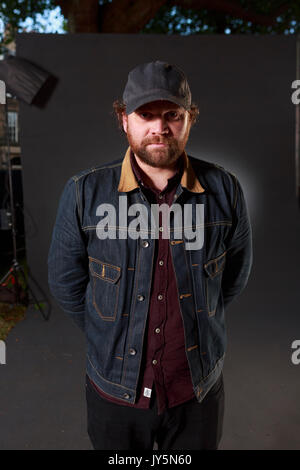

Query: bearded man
[[48, 60, 253, 450]]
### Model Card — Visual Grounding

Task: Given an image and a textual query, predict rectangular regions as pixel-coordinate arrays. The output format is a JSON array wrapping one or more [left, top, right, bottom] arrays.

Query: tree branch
[[55, 0, 294, 33], [55, 0, 99, 32], [99, 0, 166, 33]]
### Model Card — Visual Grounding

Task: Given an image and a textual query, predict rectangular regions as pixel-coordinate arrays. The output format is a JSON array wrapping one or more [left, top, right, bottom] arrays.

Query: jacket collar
[[118, 146, 205, 193]]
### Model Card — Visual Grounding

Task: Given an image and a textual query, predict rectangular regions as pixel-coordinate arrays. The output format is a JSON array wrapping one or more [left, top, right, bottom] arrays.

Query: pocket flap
[[204, 251, 226, 279], [89, 257, 121, 283]]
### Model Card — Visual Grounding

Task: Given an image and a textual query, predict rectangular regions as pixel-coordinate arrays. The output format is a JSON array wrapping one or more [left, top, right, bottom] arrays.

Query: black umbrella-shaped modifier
[[0, 55, 57, 106]]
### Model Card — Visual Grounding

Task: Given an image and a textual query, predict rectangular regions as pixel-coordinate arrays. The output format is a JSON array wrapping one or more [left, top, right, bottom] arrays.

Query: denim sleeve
[[47, 177, 88, 331], [221, 175, 253, 309]]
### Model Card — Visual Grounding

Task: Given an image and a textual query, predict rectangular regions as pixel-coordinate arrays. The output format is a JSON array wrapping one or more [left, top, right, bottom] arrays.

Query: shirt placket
[[150, 190, 171, 414]]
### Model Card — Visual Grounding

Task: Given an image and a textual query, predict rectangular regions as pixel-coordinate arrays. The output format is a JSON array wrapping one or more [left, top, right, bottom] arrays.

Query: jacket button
[[152, 359, 158, 365], [129, 348, 136, 355], [157, 294, 163, 301], [155, 328, 160, 334], [123, 393, 130, 399], [142, 241, 149, 248], [137, 294, 144, 301]]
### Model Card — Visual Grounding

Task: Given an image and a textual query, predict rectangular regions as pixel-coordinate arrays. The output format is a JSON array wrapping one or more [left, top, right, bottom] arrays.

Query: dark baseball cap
[[122, 60, 192, 115]]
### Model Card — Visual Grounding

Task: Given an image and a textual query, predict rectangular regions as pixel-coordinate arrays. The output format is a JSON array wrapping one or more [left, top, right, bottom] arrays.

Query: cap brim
[[125, 90, 190, 115]]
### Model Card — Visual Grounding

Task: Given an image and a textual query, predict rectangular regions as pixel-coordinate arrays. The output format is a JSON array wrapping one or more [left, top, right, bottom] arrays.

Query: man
[[48, 60, 253, 450]]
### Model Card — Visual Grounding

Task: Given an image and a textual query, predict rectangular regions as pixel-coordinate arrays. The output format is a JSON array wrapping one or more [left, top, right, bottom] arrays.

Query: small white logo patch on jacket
[[143, 387, 152, 398]]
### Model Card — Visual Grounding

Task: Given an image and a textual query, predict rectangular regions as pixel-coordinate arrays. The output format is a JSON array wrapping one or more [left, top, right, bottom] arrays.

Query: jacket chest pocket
[[89, 256, 121, 321], [204, 251, 226, 316]]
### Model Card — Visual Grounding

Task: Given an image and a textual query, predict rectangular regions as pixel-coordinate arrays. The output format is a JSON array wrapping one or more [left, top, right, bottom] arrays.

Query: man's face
[[122, 100, 192, 169]]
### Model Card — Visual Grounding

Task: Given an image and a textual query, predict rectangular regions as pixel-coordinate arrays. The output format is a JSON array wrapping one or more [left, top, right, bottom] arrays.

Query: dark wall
[[16, 33, 300, 449]]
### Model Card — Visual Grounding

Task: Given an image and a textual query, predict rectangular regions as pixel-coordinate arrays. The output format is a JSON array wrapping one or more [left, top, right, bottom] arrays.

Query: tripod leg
[[18, 265, 48, 321], [0, 268, 14, 285]]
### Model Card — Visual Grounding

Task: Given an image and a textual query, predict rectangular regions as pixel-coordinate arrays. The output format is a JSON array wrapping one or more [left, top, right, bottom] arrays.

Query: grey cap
[[122, 60, 192, 115]]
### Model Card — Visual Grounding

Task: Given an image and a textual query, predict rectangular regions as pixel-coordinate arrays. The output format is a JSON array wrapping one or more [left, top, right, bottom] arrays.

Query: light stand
[[0, 54, 54, 320], [0, 90, 48, 319]]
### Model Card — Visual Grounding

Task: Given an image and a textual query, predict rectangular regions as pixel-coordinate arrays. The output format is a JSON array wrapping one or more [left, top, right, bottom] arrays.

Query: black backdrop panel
[[16, 34, 300, 449]]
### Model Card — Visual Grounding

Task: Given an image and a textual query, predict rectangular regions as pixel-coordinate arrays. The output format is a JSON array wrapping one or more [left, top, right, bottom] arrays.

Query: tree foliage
[[1, 0, 58, 46], [0, 0, 299, 51], [142, 1, 300, 35]]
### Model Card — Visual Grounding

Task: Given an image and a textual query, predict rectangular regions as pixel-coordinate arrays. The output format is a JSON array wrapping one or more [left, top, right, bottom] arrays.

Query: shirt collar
[[117, 146, 205, 193]]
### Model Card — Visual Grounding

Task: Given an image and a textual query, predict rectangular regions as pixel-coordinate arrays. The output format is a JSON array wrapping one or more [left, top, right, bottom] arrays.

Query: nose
[[150, 116, 169, 135]]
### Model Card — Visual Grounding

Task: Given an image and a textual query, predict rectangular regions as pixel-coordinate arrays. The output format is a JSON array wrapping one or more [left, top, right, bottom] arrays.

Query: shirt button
[[129, 348, 136, 355], [123, 393, 130, 399], [157, 294, 163, 301], [159, 226, 163, 232], [158, 194, 163, 199], [152, 359, 158, 365], [137, 294, 144, 301], [142, 241, 149, 248], [158, 260, 164, 266], [155, 328, 160, 334]]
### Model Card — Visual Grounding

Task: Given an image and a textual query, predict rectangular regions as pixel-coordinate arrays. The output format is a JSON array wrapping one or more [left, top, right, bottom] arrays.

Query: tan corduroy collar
[[117, 146, 205, 193]]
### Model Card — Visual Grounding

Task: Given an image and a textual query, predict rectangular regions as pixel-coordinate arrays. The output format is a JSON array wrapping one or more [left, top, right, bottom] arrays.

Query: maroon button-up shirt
[[89, 150, 195, 415]]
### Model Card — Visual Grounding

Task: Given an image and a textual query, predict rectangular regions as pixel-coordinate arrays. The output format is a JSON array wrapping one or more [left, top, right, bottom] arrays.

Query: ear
[[122, 112, 128, 133]]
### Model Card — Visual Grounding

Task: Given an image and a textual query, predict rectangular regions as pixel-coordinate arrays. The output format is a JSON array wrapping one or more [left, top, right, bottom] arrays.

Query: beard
[[126, 125, 190, 169]]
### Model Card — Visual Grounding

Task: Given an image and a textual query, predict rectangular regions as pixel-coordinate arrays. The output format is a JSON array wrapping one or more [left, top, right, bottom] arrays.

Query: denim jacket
[[48, 146, 253, 404]]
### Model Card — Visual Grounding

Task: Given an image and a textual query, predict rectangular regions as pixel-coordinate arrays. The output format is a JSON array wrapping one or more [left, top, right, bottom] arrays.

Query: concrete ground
[[0, 302, 299, 450]]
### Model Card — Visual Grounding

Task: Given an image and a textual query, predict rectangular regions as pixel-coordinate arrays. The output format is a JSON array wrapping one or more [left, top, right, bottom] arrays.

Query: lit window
[[7, 111, 19, 144]]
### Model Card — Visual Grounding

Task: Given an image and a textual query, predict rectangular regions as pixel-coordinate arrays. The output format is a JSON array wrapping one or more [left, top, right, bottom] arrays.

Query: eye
[[138, 112, 151, 119], [167, 111, 181, 120]]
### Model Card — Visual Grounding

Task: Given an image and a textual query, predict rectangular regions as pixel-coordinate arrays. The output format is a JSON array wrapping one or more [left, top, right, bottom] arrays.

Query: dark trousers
[[85, 372, 224, 450]]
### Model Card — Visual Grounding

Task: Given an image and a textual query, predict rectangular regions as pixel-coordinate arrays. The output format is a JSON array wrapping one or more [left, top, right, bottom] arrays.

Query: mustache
[[144, 137, 172, 145]]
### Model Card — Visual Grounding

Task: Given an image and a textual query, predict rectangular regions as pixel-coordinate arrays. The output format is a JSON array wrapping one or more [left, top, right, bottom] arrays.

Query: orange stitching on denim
[[187, 345, 198, 352], [192, 263, 199, 266], [205, 221, 232, 226], [122, 239, 155, 389], [208, 309, 216, 317], [104, 262, 119, 271], [171, 240, 183, 245], [205, 277, 216, 317], [178, 239, 206, 375], [196, 353, 225, 391], [89, 262, 120, 283], [81, 221, 232, 232], [87, 355, 135, 391], [88, 256, 121, 272], [179, 293, 192, 299], [121, 241, 142, 384], [204, 250, 227, 269], [89, 256, 121, 283], [115, 356, 123, 361], [92, 275, 120, 321], [73, 162, 122, 182], [133, 241, 155, 390], [209, 269, 225, 279]]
